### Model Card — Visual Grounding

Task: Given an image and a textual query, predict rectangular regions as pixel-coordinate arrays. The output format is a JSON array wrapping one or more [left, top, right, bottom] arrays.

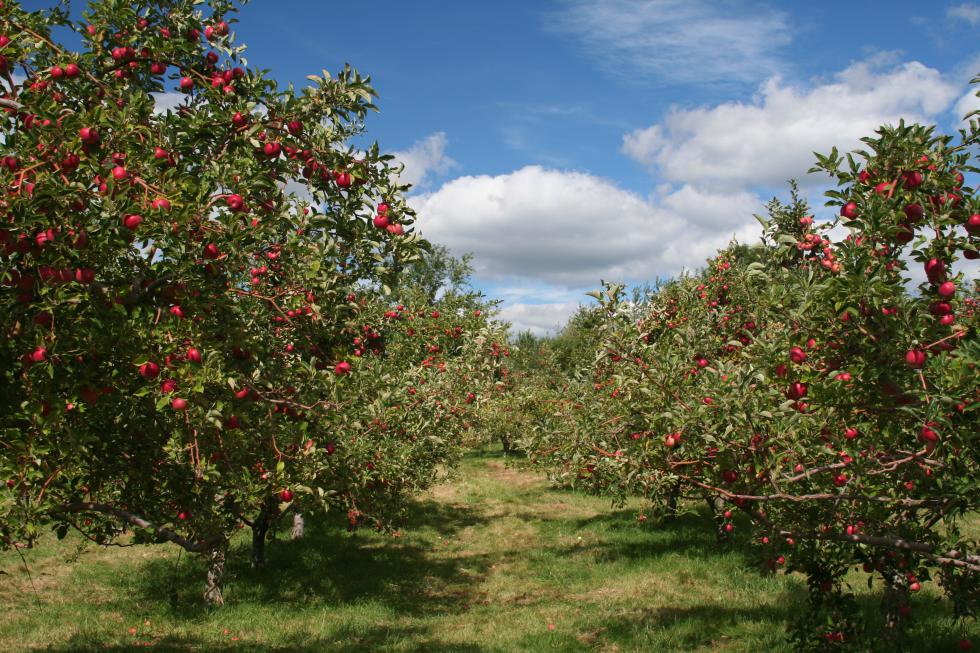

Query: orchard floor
[[1, 449, 977, 652]]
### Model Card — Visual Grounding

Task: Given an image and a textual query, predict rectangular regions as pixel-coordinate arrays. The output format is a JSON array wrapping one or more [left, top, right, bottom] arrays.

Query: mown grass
[[1, 448, 976, 652]]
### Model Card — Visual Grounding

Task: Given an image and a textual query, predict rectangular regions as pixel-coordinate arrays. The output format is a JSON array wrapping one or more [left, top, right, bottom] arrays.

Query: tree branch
[[53, 502, 223, 553]]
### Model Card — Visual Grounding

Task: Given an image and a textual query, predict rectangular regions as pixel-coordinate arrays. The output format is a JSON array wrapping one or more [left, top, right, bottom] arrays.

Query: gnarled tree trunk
[[291, 511, 305, 540], [881, 568, 909, 640], [203, 539, 228, 607]]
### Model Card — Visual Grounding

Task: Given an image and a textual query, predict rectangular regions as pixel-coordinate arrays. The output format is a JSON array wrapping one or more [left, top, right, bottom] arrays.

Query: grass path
[[1, 450, 976, 651]]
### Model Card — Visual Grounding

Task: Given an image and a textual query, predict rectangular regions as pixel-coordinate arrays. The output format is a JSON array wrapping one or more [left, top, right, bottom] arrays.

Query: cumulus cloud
[[954, 88, 980, 122], [411, 166, 761, 289], [947, 3, 980, 25], [151, 91, 186, 114], [497, 301, 583, 336], [548, 0, 791, 87], [392, 132, 457, 189], [622, 60, 962, 191]]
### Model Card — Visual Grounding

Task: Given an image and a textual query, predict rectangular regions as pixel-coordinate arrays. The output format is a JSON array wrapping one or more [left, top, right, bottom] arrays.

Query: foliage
[[0, 0, 499, 605], [518, 101, 980, 647]]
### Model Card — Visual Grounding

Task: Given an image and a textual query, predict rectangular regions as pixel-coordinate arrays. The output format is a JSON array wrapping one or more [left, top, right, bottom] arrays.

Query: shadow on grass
[[54, 625, 492, 653], [91, 495, 493, 622]]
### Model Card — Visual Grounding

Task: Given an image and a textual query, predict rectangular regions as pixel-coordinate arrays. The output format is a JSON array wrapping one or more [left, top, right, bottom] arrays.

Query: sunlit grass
[[1, 448, 976, 652]]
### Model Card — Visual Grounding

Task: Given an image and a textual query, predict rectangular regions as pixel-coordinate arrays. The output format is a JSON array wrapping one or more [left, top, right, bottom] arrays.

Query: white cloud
[[392, 132, 457, 189], [622, 60, 962, 191], [954, 88, 980, 121], [411, 166, 761, 289], [151, 91, 185, 114], [948, 3, 980, 25], [498, 301, 582, 336], [548, 0, 791, 87]]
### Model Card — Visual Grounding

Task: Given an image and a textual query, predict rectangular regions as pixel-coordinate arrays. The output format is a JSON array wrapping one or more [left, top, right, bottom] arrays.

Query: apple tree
[[521, 97, 980, 647], [0, 0, 456, 605]]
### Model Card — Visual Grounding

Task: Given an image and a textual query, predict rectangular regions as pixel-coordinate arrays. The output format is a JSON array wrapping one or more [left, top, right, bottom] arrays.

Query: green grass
[[1, 449, 976, 652]]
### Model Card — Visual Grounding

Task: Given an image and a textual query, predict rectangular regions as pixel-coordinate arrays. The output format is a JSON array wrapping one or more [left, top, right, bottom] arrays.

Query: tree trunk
[[500, 436, 512, 455], [706, 495, 730, 542], [290, 511, 305, 540], [664, 480, 682, 521], [250, 500, 273, 569], [881, 568, 909, 640], [203, 539, 228, 607]]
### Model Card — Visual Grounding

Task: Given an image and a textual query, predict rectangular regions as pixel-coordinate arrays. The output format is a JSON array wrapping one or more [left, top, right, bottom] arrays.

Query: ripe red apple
[[335, 172, 351, 188], [786, 382, 807, 400], [171, 397, 188, 410], [967, 214, 980, 236], [279, 488, 294, 502], [79, 127, 100, 144], [139, 361, 160, 379], [225, 415, 240, 430], [903, 203, 924, 222], [334, 361, 352, 376], [919, 425, 939, 444], [904, 349, 926, 368], [263, 141, 281, 158], [179, 76, 194, 91], [373, 214, 390, 229], [789, 346, 807, 364], [151, 197, 171, 211], [924, 258, 946, 283], [937, 281, 956, 299], [226, 194, 245, 212], [123, 214, 142, 230], [154, 146, 168, 160], [161, 378, 178, 393], [187, 347, 202, 364], [840, 202, 858, 220], [111, 165, 128, 180]]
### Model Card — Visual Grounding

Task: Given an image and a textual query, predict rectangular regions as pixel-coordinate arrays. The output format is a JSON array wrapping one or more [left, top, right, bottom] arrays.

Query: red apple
[[904, 349, 926, 368], [786, 382, 807, 400], [79, 127, 100, 144], [840, 201, 858, 220], [967, 214, 980, 236], [139, 361, 160, 379], [334, 361, 352, 376]]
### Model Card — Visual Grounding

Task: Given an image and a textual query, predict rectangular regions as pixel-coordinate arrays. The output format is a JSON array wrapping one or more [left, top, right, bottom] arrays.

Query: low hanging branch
[[678, 474, 945, 508], [0, 97, 24, 111], [53, 503, 224, 553]]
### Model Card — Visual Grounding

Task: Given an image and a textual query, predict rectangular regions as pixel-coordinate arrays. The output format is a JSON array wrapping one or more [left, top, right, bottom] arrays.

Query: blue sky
[[26, 0, 980, 333]]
